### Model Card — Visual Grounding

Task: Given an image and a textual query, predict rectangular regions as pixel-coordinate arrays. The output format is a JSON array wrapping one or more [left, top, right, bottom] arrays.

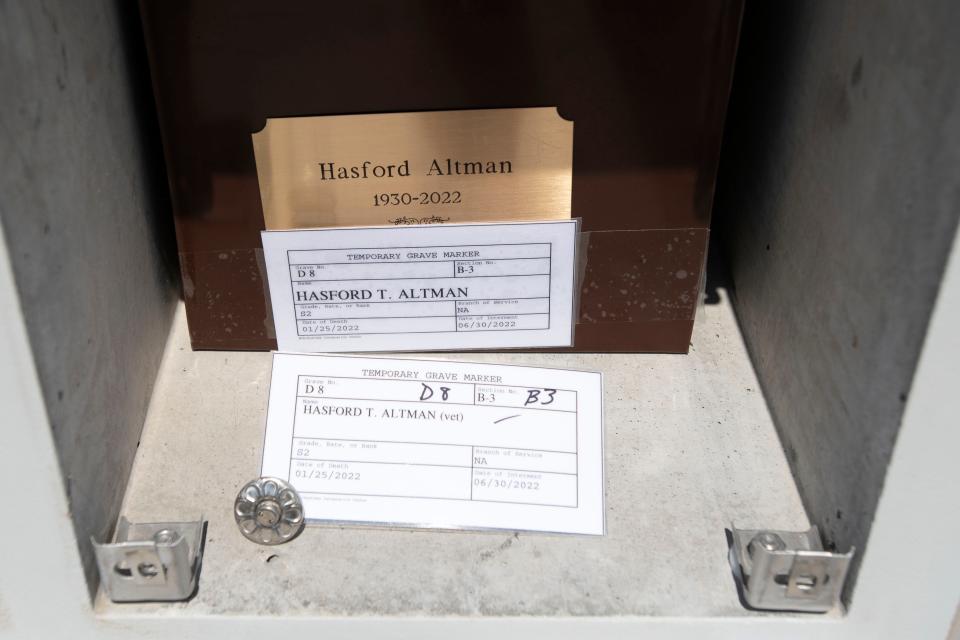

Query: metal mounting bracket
[[92, 516, 204, 602], [729, 524, 854, 613]]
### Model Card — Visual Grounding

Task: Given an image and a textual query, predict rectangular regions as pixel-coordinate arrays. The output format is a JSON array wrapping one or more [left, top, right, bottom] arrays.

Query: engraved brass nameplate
[[252, 108, 572, 229]]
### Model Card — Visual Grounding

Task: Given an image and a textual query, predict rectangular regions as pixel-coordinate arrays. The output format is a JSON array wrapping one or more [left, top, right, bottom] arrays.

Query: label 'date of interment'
[[252, 108, 572, 229], [261, 220, 579, 352], [261, 353, 605, 535]]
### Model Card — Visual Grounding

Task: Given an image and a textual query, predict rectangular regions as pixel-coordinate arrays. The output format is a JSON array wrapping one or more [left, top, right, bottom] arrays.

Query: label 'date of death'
[[252, 108, 572, 229]]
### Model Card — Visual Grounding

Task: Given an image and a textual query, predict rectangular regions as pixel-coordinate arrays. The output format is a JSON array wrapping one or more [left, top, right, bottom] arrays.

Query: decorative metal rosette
[[234, 477, 305, 545]]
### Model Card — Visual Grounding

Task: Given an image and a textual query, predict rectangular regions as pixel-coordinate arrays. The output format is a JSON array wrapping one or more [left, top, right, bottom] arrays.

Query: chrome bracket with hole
[[729, 524, 854, 613], [92, 516, 204, 602]]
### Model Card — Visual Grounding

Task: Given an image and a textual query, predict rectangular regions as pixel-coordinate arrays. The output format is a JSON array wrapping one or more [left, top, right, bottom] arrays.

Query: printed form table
[[288, 373, 579, 510], [287, 242, 553, 337]]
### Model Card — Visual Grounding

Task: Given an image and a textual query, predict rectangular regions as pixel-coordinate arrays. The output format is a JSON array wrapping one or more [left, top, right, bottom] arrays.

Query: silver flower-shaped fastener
[[234, 477, 304, 545]]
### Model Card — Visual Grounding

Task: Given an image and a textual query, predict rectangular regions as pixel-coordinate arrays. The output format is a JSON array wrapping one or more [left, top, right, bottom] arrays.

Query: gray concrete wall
[[716, 1, 960, 601], [0, 1, 177, 599]]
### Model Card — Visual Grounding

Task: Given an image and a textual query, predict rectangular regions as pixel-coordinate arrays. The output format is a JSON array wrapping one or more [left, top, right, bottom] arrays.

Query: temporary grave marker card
[[260, 353, 605, 536], [261, 220, 578, 352]]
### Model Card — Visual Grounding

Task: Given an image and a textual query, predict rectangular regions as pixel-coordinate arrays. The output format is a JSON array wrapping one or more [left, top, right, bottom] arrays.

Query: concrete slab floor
[[96, 288, 808, 618]]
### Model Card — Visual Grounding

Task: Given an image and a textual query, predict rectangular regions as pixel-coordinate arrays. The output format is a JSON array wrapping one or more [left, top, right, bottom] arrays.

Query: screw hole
[[794, 575, 818, 591], [114, 564, 133, 578], [774, 573, 825, 591]]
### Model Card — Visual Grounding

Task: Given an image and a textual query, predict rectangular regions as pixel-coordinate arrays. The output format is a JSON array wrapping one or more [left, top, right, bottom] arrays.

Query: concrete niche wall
[[0, 1, 178, 598], [715, 0, 960, 601]]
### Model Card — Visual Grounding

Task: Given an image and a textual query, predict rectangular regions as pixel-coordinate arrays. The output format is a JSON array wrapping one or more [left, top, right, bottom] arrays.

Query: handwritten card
[[260, 353, 605, 535]]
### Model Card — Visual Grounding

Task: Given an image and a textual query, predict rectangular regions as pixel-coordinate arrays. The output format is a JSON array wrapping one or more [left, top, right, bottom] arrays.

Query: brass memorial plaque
[[252, 108, 572, 229]]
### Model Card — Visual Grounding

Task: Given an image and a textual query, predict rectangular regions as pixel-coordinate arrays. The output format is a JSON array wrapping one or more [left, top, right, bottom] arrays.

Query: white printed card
[[260, 220, 578, 352], [261, 353, 604, 535]]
